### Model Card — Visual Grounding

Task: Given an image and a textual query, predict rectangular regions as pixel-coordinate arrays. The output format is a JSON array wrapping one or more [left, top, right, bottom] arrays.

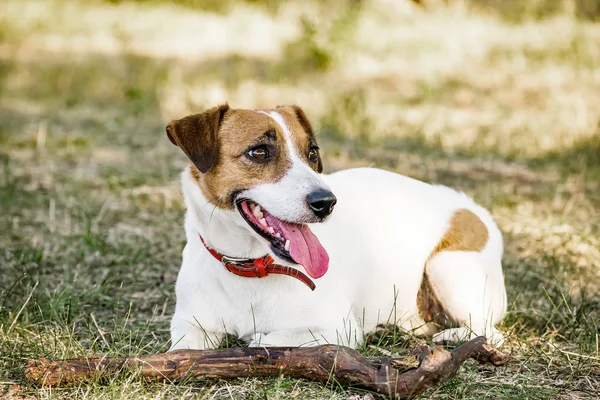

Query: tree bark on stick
[[25, 336, 508, 399]]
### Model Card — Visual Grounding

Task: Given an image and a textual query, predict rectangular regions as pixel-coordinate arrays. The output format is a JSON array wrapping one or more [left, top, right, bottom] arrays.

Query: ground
[[1, 0, 599, 398]]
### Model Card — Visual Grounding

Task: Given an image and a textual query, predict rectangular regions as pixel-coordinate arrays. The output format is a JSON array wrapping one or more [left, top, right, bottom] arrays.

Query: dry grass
[[1, 0, 599, 398]]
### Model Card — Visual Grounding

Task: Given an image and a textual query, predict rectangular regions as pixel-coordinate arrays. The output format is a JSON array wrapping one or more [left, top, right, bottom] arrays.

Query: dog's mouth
[[237, 199, 329, 279]]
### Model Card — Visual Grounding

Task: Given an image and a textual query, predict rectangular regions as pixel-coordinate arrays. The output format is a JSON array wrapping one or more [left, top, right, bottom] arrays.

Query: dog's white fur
[[170, 111, 507, 350]]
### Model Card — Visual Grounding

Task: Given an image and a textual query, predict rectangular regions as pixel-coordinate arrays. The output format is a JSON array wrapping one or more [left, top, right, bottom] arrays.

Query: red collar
[[198, 234, 316, 291]]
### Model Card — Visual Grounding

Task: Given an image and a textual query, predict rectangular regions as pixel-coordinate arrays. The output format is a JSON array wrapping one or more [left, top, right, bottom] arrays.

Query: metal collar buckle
[[221, 255, 254, 268]]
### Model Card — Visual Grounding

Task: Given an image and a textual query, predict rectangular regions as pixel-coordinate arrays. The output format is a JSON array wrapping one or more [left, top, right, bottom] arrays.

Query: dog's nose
[[306, 189, 337, 219]]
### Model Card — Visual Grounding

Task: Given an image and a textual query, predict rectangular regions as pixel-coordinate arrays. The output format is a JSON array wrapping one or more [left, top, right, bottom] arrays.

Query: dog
[[167, 104, 507, 350]]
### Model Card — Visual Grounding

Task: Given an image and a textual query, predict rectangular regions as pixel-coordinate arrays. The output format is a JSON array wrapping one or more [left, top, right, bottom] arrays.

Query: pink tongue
[[265, 215, 329, 279]]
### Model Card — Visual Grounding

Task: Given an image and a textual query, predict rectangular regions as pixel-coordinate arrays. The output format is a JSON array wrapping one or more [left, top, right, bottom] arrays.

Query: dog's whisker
[[207, 197, 225, 232]]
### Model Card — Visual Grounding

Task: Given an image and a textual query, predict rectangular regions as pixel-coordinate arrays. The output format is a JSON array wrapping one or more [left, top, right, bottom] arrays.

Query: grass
[[1, 0, 599, 398]]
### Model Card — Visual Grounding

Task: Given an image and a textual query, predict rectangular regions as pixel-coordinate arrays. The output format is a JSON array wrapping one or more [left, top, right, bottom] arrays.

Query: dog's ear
[[166, 103, 230, 173], [287, 105, 323, 173], [289, 105, 314, 137]]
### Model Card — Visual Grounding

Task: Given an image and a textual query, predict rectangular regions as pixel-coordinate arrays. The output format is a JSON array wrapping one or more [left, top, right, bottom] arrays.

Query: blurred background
[[1, 0, 599, 398]]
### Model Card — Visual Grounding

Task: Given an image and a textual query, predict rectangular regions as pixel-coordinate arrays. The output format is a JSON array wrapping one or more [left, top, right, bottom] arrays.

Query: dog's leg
[[410, 322, 439, 337], [424, 251, 507, 346], [248, 329, 360, 348], [432, 326, 505, 346], [248, 316, 362, 349], [169, 316, 224, 350]]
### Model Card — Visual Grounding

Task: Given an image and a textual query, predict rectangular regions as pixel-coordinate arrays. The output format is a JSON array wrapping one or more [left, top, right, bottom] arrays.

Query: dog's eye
[[247, 145, 271, 161], [308, 147, 319, 163]]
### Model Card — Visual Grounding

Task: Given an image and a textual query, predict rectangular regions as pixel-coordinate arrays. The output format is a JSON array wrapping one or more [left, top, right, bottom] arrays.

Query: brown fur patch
[[276, 106, 322, 173], [432, 209, 489, 254], [417, 274, 454, 327], [167, 104, 229, 173], [196, 110, 289, 209], [417, 208, 489, 324], [175, 106, 321, 209]]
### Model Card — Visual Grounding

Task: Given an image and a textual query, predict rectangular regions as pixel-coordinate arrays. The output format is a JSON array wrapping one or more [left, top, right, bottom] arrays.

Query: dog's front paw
[[248, 332, 267, 347], [433, 327, 506, 348], [246, 330, 328, 347], [484, 328, 506, 347], [247, 331, 309, 347]]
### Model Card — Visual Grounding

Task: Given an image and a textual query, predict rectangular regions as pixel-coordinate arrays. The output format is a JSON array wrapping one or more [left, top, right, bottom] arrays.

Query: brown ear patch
[[417, 208, 489, 324], [166, 103, 229, 173], [289, 105, 314, 137]]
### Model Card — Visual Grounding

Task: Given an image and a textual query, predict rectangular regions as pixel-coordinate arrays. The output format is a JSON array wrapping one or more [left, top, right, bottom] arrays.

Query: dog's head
[[167, 104, 335, 279]]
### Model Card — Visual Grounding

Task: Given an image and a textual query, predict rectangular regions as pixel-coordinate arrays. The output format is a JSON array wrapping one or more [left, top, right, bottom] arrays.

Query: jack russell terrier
[[167, 104, 507, 350]]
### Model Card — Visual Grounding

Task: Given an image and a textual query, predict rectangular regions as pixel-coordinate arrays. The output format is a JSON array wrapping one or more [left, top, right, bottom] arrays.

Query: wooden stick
[[25, 336, 508, 398]]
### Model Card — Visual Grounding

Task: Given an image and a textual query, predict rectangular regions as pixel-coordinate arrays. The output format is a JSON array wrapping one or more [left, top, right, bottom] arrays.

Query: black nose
[[306, 189, 337, 219]]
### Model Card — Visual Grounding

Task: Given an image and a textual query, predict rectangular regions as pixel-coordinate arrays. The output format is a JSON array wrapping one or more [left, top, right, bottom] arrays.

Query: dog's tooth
[[256, 205, 261, 212], [256, 211, 264, 218], [284, 240, 290, 251], [259, 218, 267, 226], [268, 227, 275, 234], [275, 233, 282, 239]]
